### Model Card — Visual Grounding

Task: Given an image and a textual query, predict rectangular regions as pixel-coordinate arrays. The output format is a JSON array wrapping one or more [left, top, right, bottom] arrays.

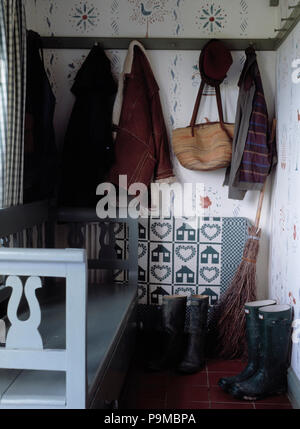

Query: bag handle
[[189, 81, 226, 137]]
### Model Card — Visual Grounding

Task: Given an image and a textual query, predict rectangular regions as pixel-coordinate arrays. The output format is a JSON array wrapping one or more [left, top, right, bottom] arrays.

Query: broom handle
[[255, 182, 266, 230], [255, 118, 276, 230]]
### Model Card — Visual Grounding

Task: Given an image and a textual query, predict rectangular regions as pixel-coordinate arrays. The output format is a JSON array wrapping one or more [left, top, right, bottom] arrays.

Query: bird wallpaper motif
[[25, 0, 277, 38]]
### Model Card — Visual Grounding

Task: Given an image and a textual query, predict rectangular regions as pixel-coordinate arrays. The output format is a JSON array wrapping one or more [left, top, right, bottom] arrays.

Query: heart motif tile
[[201, 224, 221, 241], [175, 245, 196, 262], [151, 265, 171, 282], [138, 285, 147, 300], [200, 267, 220, 283], [114, 222, 124, 236], [175, 287, 195, 296], [151, 222, 172, 240], [138, 243, 147, 259]]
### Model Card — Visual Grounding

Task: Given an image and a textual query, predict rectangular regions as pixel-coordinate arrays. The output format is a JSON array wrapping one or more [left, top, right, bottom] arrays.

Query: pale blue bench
[[0, 204, 138, 409]]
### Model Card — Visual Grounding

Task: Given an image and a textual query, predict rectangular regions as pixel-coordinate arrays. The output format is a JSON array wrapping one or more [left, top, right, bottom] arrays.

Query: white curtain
[[0, 0, 26, 208]]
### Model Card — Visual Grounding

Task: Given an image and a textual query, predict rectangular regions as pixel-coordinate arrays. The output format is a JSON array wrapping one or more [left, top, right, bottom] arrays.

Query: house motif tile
[[199, 286, 221, 306], [200, 245, 220, 265], [176, 265, 196, 285], [175, 220, 197, 243], [138, 266, 147, 283], [151, 244, 171, 264], [149, 285, 172, 306], [138, 222, 147, 240]]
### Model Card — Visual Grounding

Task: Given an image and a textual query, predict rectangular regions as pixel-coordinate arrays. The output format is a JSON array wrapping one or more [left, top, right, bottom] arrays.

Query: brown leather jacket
[[108, 41, 175, 188]]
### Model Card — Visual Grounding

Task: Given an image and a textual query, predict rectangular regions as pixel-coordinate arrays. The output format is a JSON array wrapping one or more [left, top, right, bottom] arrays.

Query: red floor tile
[[211, 402, 255, 409], [209, 386, 253, 404], [207, 359, 246, 373], [167, 385, 210, 403], [120, 356, 293, 410], [168, 371, 208, 387], [208, 372, 237, 387]]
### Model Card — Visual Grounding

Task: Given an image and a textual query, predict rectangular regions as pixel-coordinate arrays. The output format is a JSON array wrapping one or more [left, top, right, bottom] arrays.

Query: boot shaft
[[258, 304, 293, 371], [162, 295, 187, 334], [244, 300, 277, 361], [188, 295, 209, 334]]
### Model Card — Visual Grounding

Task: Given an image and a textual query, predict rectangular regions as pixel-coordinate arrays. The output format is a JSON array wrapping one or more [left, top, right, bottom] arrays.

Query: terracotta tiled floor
[[120, 354, 292, 410]]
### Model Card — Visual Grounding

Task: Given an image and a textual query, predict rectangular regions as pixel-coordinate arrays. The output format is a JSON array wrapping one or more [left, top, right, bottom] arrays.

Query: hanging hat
[[199, 39, 233, 87]]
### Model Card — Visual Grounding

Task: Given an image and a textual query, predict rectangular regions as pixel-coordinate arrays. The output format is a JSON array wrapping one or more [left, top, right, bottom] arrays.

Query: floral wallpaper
[[26, 0, 278, 38], [270, 19, 300, 382]]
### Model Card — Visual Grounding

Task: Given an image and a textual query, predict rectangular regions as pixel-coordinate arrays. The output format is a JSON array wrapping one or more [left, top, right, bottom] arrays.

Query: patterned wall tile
[[69, 2, 101, 32], [127, 0, 170, 38], [28, 0, 278, 38], [195, 3, 228, 35], [149, 285, 173, 306], [198, 285, 221, 306], [115, 217, 248, 331], [150, 220, 173, 242]]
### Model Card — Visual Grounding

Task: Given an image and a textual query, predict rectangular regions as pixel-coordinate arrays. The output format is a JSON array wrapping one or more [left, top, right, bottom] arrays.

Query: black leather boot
[[218, 299, 276, 392], [177, 295, 209, 374], [147, 295, 187, 372], [229, 304, 293, 401]]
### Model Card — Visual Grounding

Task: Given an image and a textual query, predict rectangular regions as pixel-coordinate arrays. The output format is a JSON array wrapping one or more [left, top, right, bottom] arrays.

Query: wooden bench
[[0, 202, 138, 409]]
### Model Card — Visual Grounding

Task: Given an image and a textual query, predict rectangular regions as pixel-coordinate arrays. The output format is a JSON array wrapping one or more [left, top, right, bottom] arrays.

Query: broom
[[215, 119, 276, 359], [215, 189, 264, 359]]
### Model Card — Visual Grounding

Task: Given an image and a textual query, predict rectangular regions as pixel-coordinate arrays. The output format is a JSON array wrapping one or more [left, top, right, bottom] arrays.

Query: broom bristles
[[216, 226, 260, 359]]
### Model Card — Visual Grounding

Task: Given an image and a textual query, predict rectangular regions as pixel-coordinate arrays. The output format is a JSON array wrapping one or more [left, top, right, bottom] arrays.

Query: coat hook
[[281, 17, 295, 21], [247, 42, 256, 51], [274, 28, 288, 32]]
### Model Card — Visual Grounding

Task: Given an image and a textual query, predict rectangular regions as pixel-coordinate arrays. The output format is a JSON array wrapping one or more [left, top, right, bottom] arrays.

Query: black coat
[[59, 45, 117, 207], [24, 30, 58, 204]]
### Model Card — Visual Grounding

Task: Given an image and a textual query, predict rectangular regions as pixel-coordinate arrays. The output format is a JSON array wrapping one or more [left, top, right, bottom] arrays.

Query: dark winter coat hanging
[[223, 47, 274, 200], [59, 45, 117, 207], [24, 30, 58, 204]]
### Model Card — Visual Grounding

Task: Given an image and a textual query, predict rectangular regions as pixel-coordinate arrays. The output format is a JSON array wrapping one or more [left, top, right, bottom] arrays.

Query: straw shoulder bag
[[172, 81, 234, 171]]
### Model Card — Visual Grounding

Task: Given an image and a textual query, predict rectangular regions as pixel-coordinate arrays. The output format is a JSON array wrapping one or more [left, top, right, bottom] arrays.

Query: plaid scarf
[[238, 68, 271, 185]]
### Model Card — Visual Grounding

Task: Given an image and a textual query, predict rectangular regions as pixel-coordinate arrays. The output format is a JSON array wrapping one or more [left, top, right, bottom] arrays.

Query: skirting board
[[288, 368, 300, 409]]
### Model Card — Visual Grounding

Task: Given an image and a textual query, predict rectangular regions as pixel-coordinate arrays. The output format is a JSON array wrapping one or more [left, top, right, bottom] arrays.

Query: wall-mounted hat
[[199, 39, 233, 87]]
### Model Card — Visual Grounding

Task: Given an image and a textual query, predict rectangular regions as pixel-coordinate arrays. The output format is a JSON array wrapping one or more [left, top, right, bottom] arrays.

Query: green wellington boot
[[177, 295, 209, 374], [218, 299, 276, 392], [229, 304, 293, 401], [147, 295, 187, 372]]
